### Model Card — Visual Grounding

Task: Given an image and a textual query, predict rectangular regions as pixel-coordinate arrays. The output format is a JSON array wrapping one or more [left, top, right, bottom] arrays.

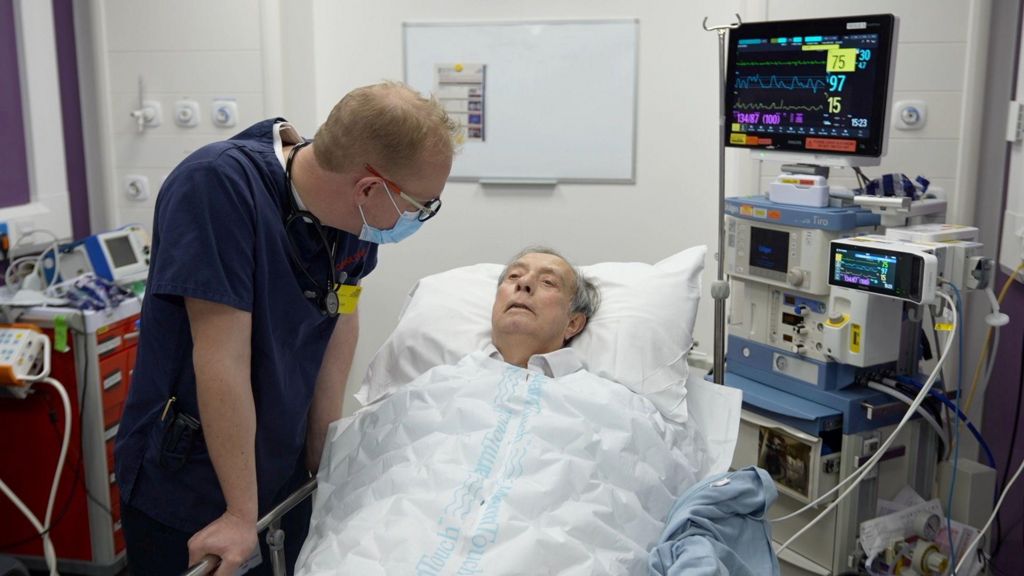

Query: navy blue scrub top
[[115, 119, 377, 533]]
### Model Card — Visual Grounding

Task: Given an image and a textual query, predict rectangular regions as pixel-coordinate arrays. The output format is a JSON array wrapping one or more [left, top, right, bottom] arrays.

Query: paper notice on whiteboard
[[435, 63, 485, 142]]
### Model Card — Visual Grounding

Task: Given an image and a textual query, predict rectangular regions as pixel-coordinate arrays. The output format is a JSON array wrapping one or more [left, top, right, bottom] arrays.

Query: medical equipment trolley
[[0, 299, 141, 575]]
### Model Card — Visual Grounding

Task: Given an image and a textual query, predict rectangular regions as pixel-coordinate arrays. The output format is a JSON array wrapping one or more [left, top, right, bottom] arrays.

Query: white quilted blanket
[[295, 352, 708, 575]]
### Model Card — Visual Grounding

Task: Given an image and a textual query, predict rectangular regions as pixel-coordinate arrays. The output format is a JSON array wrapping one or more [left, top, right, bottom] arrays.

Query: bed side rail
[[182, 477, 318, 576]]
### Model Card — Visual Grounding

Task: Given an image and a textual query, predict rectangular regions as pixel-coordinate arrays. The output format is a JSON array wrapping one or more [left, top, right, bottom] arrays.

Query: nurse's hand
[[187, 510, 258, 576]]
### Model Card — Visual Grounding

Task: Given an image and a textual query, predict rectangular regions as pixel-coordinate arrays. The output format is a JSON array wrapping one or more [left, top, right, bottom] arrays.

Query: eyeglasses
[[364, 164, 442, 222]]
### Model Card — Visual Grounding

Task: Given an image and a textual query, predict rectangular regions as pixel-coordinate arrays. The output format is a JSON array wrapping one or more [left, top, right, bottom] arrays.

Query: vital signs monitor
[[829, 237, 938, 304], [724, 14, 898, 164]]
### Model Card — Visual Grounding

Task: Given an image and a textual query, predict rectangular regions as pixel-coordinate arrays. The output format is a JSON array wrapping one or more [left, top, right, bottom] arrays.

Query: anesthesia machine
[[718, 13, 1002, 576]]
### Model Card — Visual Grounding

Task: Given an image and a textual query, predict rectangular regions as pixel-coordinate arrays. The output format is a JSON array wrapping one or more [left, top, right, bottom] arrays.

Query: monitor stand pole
[[703, 14, 742, 384]]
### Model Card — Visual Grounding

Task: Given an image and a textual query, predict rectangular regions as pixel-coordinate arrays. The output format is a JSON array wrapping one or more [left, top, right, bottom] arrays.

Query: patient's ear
[[564, 313, 586, 343]]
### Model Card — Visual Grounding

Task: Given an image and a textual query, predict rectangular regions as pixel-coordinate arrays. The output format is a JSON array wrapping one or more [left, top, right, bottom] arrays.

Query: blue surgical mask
[[358, 192, 423, 244]]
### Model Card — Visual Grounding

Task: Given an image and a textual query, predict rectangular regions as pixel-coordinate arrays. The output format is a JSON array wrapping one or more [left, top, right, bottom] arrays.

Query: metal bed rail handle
[[182, 477, 318, 576]]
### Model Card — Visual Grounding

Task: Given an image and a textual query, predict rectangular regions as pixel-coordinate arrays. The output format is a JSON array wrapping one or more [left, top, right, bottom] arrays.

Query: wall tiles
[[107, 50, 263, 94], [112, 134, 228, 170], [104, 0, 261, 52], [766, 0, 970, 43]]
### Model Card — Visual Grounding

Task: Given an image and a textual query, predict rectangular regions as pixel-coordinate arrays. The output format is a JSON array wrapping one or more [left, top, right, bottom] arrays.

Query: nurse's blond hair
[[313, 81, 458, 178]]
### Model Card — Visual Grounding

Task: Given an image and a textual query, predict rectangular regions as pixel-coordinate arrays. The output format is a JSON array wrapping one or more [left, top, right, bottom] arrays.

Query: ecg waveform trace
[[734, 74, 829, 93], [734, 99, 824, 112]]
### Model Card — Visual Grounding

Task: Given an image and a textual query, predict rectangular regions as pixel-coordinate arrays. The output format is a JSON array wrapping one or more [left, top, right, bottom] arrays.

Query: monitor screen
[[724, 14, 897, 159], [749, 226, 790, 273], [104, 235, 138, 269], [830, 243, 922, 302]]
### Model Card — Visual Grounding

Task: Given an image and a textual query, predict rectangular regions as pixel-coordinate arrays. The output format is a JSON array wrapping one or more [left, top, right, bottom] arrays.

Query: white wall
[[86, 0, 272, 231]]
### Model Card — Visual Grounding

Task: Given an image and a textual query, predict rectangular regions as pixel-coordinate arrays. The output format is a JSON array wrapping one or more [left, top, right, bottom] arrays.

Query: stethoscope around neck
[[283, 140, 345, 317]]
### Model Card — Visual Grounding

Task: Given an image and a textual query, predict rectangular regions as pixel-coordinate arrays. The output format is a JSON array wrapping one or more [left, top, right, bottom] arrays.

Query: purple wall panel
[[53, 0, 90, 238], [0, 0, 31, 208], [982, 272, 1024, 574]]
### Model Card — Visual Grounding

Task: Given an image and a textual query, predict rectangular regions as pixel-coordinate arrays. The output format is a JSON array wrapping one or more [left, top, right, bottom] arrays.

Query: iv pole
[[702, 14, 741, 384]]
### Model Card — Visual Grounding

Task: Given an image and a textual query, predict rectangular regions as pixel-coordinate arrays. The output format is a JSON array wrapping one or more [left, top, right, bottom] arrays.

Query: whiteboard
[[404, 20, 638, 183]]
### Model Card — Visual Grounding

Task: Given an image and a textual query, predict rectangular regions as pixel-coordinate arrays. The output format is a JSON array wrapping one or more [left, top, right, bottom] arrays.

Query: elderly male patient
[[486, 246, 600, 371], [294, 247, 704, 576]]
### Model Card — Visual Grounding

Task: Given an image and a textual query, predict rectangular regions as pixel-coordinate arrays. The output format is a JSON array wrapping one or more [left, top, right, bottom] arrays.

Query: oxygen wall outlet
[[140, 100, 161, 127], [893, 100, 927, 130], [212, 99, 238, 128], [130, 100, 162, 132], [174, 99, 200, 127], [124, 175, 150, 201]]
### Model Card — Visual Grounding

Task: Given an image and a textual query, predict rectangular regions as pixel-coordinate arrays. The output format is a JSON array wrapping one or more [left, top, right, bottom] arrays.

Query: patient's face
[[491, 252, 585, 355]]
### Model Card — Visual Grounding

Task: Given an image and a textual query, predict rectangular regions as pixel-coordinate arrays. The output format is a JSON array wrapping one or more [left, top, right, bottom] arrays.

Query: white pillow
[[357, 246, 706, 422]]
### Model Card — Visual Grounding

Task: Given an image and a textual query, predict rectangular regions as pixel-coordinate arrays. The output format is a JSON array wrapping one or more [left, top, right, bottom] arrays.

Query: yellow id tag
[[335, 285, 362, 315]]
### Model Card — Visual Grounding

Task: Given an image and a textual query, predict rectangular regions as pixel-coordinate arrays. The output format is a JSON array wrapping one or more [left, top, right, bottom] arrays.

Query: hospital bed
[[185, 246, 750, 575]]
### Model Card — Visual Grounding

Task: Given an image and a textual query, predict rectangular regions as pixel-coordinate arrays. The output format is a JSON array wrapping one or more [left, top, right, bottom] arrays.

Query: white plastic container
[[769, 174, 830, 207]]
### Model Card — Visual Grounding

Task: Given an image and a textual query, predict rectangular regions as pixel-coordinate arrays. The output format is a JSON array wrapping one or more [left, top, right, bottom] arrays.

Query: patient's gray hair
[[498, 246, 601, 322]]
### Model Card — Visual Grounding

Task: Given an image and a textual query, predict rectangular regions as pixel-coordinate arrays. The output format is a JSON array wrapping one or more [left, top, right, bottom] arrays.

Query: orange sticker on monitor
[[806, 137, 857, 152]]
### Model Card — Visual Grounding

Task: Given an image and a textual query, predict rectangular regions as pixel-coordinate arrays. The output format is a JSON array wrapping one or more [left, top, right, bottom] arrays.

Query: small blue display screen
[[749, 226, 789, 273]]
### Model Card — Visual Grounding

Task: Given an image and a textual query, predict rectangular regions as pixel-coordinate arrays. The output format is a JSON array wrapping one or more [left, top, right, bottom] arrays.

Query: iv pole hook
[[702, 14, 742, 34]]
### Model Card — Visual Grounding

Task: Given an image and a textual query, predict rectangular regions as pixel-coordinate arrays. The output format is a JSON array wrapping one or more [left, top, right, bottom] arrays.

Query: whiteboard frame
[[402, 19, 639, 185]]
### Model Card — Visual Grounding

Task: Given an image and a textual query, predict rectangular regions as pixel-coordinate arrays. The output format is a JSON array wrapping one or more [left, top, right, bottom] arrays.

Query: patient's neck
[[493, 337, 559, 369]]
